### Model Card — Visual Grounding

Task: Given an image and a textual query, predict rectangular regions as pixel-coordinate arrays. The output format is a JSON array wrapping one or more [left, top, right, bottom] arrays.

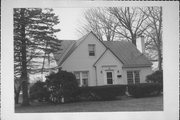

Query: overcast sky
[[53, 7, 144, 54], [53, 8, 87, 40]]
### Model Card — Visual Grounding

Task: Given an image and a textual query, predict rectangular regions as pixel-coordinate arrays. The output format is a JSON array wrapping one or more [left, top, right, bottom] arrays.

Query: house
[[53, 32, 153, 87]]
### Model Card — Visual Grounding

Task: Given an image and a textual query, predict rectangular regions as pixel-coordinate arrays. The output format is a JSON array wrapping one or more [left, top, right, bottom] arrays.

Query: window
[[134, 71, 140, 84], [127, 71, 140, 84], [127, 71, 134, 84], [74, 71, 89, 87], [88, 44, 95, 56], [82, 72, 88, 87], [74, 72, 80, 85]]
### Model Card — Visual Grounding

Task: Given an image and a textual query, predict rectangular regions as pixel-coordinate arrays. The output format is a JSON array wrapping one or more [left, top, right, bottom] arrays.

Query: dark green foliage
[[14, 8, 61, 76], [29, 81, 49, 102], [146, 70, 163, 84], [128, 83, 163, 98], [46, 70, 79, 103], [14, 8, 61, 105], [78, 85, 126, 101]]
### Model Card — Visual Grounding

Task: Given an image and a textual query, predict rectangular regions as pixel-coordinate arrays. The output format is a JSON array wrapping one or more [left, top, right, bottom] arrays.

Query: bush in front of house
[[92, 85, 127, 100], [45, 70, 79, 103], [128, 83, 163, 98], [29, 80, 49, 102], [78, 85, 126, 101], [146, 70, 163, 84]]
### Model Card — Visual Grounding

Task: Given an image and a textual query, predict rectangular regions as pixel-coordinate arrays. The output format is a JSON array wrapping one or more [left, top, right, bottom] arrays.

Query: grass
[[15, 95, 163, 113]]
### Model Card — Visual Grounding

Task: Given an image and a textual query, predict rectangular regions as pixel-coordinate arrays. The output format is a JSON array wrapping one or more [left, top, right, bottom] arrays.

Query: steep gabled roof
[[103, 41, 152, 68], [53, 32, 152, 68], [53, 33, 89, 66], [53, 40, 76, 65]]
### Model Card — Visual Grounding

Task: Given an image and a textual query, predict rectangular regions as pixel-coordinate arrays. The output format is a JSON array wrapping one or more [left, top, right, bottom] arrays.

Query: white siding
[[95, 50, 126, 86], [60, 32, 153, 86], [61, 33, 106, 86]]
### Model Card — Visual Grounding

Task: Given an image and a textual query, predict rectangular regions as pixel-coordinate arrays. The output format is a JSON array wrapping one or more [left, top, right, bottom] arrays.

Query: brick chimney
[[140, 35, 145, 54]]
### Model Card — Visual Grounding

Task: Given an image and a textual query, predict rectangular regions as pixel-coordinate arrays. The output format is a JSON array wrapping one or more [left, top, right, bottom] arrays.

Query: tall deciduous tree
[[14, 8, 61, 105], [78, 8, 119, 41], [141, 7, 162, 70], [108, 7, 149, 46], [78, 7, 149, 46]]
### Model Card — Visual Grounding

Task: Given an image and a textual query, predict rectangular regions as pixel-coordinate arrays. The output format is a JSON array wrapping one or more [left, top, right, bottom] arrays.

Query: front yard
[[15, 95, 163, 113]]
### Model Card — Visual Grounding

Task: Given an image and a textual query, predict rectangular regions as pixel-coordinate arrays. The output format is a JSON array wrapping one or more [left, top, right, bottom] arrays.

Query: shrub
[[146, 70, 163, 84], [78, 85, 126, 101], [128, 83, 163, 98], [45, 70, 79, 103], [29, 81, 49, 102]]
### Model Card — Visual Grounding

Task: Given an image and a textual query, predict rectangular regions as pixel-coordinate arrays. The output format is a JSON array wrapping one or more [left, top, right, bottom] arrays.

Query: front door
[[106, 71, 113, 84]]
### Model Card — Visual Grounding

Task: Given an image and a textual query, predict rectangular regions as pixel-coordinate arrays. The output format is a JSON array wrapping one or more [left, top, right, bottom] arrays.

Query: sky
[[53, 8, 87, 40], [53, 8, 143, 53]]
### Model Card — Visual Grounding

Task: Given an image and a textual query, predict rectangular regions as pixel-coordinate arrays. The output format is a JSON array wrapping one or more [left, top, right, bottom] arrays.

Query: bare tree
[[108, 7, 150, 46], [78, 7, 149, 46], [78, 7, 162, 70], [77, 8, 118, 41], [142, 7, 162, 70]]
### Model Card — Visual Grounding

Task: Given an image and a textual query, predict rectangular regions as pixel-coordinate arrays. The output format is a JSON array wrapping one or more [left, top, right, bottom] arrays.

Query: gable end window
[[88, 44, 95, 56], [127, 71, 140, 84]]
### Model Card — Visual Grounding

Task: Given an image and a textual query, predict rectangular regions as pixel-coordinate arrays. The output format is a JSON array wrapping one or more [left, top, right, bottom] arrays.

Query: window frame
[[88, 44, 95, 56], [127, 70, 140, 84], [106, 71, 113, 84], [74, 72, 81, 86], [81, 72, 88, 87], [74, 71, 89, 87]]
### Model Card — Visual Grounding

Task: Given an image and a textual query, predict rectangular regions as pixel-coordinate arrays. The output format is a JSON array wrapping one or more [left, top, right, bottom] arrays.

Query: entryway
[[106, 71, 114, 84]]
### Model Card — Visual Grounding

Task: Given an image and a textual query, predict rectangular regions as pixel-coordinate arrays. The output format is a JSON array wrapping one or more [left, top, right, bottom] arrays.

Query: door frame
[[105, 70, 114, 85]]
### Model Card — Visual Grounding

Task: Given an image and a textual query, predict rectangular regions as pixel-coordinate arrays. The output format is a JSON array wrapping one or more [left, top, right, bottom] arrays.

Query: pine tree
[[14, 8, 61, 105]]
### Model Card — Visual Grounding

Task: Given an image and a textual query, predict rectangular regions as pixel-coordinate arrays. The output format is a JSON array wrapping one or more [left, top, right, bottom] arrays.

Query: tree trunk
[[15, 94, 19, 104], [158, 48, 162, 71], [20, 8, 30, 106], [15, 87, 21, 104], [132, 36, 137, 47]]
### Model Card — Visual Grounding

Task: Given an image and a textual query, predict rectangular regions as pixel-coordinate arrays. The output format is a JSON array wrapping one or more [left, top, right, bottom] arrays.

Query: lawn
[[15, 95, 163, 113]]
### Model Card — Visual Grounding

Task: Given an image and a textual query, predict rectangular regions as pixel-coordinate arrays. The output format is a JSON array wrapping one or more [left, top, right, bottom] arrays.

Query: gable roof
[[53, 40, 76, 64], [53, 32, 152, 68], [103, 41, 152, 68], [53, 33, 90, 66]]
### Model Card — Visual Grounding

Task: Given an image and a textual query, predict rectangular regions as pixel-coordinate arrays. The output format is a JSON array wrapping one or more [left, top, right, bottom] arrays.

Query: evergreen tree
[[14, 8, 61, 105]]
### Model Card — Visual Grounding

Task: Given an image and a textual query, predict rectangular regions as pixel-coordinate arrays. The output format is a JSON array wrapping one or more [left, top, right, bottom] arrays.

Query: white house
[[53, 32, 153, 87]]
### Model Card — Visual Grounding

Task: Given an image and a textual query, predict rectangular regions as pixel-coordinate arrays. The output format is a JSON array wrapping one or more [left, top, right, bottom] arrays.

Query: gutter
[[122, 64, 152, 68]]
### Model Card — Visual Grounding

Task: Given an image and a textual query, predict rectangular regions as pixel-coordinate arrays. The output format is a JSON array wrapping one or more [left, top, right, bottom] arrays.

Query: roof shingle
[[103, 41, 152, 67], [53, 33, 152, 68]]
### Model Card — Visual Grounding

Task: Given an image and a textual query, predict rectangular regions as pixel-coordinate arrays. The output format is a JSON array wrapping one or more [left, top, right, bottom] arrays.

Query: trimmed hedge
[[128, 83, 163, 98], [146, 70, 163, 84], [78, 85, 126, 101]]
